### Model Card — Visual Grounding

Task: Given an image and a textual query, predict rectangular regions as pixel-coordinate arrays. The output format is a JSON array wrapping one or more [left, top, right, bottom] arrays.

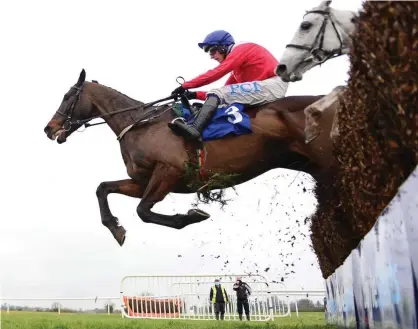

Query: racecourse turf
[[1, 311, 335, 329]]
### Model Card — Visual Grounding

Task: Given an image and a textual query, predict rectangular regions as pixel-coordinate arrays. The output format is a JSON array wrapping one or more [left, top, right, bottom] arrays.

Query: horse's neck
[[87, 82, 144, 136]]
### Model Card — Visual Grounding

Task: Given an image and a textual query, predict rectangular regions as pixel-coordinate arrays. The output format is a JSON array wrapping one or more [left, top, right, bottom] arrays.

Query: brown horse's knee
[[96, 182, 114, 198]]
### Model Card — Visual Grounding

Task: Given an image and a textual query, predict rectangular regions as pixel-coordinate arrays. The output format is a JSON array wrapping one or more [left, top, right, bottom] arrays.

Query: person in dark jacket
[[233, 276, 251, 320], [209, 279, 229, 320]]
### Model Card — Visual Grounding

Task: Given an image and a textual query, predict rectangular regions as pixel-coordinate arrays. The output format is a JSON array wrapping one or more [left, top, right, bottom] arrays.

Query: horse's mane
[[90, 80, 144, 105]]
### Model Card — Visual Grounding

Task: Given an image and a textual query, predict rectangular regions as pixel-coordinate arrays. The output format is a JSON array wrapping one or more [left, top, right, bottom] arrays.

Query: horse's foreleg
[[136, 162, 210, 229], [96, 179, 145, 246]]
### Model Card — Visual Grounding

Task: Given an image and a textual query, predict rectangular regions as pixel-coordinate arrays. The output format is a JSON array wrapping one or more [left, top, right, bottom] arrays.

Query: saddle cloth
[[173, 102, 252, 141]]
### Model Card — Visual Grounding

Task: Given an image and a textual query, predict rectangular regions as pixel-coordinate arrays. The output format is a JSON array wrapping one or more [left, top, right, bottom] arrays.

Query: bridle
[[285, 8, 345, 65], [56, 85, 83, 131], [55, 83, 177, 141]]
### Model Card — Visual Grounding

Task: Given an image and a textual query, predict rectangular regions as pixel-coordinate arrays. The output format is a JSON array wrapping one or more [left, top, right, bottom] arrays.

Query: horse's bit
[[285, 8, 344, 64]]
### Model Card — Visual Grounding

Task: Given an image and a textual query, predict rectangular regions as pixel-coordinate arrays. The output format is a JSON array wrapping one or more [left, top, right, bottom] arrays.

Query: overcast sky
[[0, 0, 363, 309]]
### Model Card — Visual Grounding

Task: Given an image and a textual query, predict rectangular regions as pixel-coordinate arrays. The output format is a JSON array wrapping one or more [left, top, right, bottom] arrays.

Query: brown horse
[[44, 69, 334, 246]]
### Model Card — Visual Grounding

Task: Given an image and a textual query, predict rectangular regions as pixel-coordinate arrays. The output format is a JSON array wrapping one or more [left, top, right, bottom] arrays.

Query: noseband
[[285, 8, 344, 64]]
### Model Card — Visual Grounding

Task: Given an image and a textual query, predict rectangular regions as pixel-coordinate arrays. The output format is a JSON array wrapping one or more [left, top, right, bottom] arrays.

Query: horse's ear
[[319, 0, 332, 9], [76, 69, 86, 87]]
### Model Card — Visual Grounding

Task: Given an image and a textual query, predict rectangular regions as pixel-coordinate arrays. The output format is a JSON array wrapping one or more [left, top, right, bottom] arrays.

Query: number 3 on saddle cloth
[[173, 103, 252, 141]]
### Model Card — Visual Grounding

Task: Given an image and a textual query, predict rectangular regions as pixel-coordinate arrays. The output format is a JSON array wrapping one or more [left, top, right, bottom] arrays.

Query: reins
[[58, 75, 188, 141], [80, 94, 176, 128]]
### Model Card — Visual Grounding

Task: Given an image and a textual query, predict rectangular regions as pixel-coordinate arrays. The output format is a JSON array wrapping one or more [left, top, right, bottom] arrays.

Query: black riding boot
[[168, 95, 219, 140]]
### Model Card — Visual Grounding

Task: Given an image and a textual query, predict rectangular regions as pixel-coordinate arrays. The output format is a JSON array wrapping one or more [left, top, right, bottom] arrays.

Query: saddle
[[170, 94, 261, 121]]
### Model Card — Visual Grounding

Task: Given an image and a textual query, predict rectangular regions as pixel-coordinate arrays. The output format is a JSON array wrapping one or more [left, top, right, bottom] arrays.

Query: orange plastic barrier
[[123, 296, 184, 317]]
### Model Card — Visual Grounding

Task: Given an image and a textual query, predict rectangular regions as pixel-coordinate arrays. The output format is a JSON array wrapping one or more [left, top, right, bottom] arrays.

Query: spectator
[[233, 276, 251, 320], [209, 279, 229, 320]]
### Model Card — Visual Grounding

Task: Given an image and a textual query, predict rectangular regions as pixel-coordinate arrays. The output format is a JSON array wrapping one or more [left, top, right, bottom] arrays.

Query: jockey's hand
[[184, 91, 197, 99], [171, 85, 186, 96]]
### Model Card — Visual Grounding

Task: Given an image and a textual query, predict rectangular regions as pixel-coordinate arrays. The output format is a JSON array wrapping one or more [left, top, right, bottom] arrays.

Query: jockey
[[168, 30, 289, 140]]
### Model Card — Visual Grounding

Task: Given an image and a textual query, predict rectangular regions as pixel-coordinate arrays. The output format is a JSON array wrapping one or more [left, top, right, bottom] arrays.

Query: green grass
[[1, 311, 335, 329]]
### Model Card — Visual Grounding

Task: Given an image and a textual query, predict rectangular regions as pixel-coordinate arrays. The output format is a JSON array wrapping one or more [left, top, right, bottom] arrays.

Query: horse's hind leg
[[136, 162, 210, 229], [96, 179, 145, 246]]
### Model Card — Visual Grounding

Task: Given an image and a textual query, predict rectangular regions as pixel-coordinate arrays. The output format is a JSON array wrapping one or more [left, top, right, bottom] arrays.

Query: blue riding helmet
[[198, 30, 235, 52]]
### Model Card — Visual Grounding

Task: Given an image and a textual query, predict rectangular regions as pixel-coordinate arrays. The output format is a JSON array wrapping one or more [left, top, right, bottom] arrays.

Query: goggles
[[203, 45, 220, 56]]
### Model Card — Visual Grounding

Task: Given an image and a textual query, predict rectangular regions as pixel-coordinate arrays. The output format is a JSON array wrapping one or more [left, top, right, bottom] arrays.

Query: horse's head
[[44, 69, 97, 144], [276, 0, 358, 82]]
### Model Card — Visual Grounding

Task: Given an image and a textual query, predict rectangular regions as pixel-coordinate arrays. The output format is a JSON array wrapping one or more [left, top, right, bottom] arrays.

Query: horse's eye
[[300, 21, 312, 30]]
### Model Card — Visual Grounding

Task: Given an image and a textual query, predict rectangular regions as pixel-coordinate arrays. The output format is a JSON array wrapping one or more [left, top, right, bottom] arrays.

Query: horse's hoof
[[114, 226, 126, 247], [187, 208, 210, 222]]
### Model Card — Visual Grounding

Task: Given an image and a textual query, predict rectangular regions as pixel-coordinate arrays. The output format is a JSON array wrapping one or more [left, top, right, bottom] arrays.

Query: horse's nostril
[[276, 64, 287, 75], [44, 126, 51, 135]]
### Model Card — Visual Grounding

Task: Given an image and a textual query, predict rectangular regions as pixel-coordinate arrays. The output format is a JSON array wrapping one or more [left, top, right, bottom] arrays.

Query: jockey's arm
[[182, 50, 241, 90], [186, 73, 235, 100], [195, 91, 208, 101]]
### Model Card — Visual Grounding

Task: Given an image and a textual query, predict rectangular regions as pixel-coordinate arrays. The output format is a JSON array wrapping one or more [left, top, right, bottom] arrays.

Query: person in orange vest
[[209, 279, 229, 320]]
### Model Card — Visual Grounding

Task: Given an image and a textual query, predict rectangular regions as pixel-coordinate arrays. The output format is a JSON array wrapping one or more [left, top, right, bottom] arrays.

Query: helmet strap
[[218, 44, 234, 56], [226, 44, 234, 55]]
